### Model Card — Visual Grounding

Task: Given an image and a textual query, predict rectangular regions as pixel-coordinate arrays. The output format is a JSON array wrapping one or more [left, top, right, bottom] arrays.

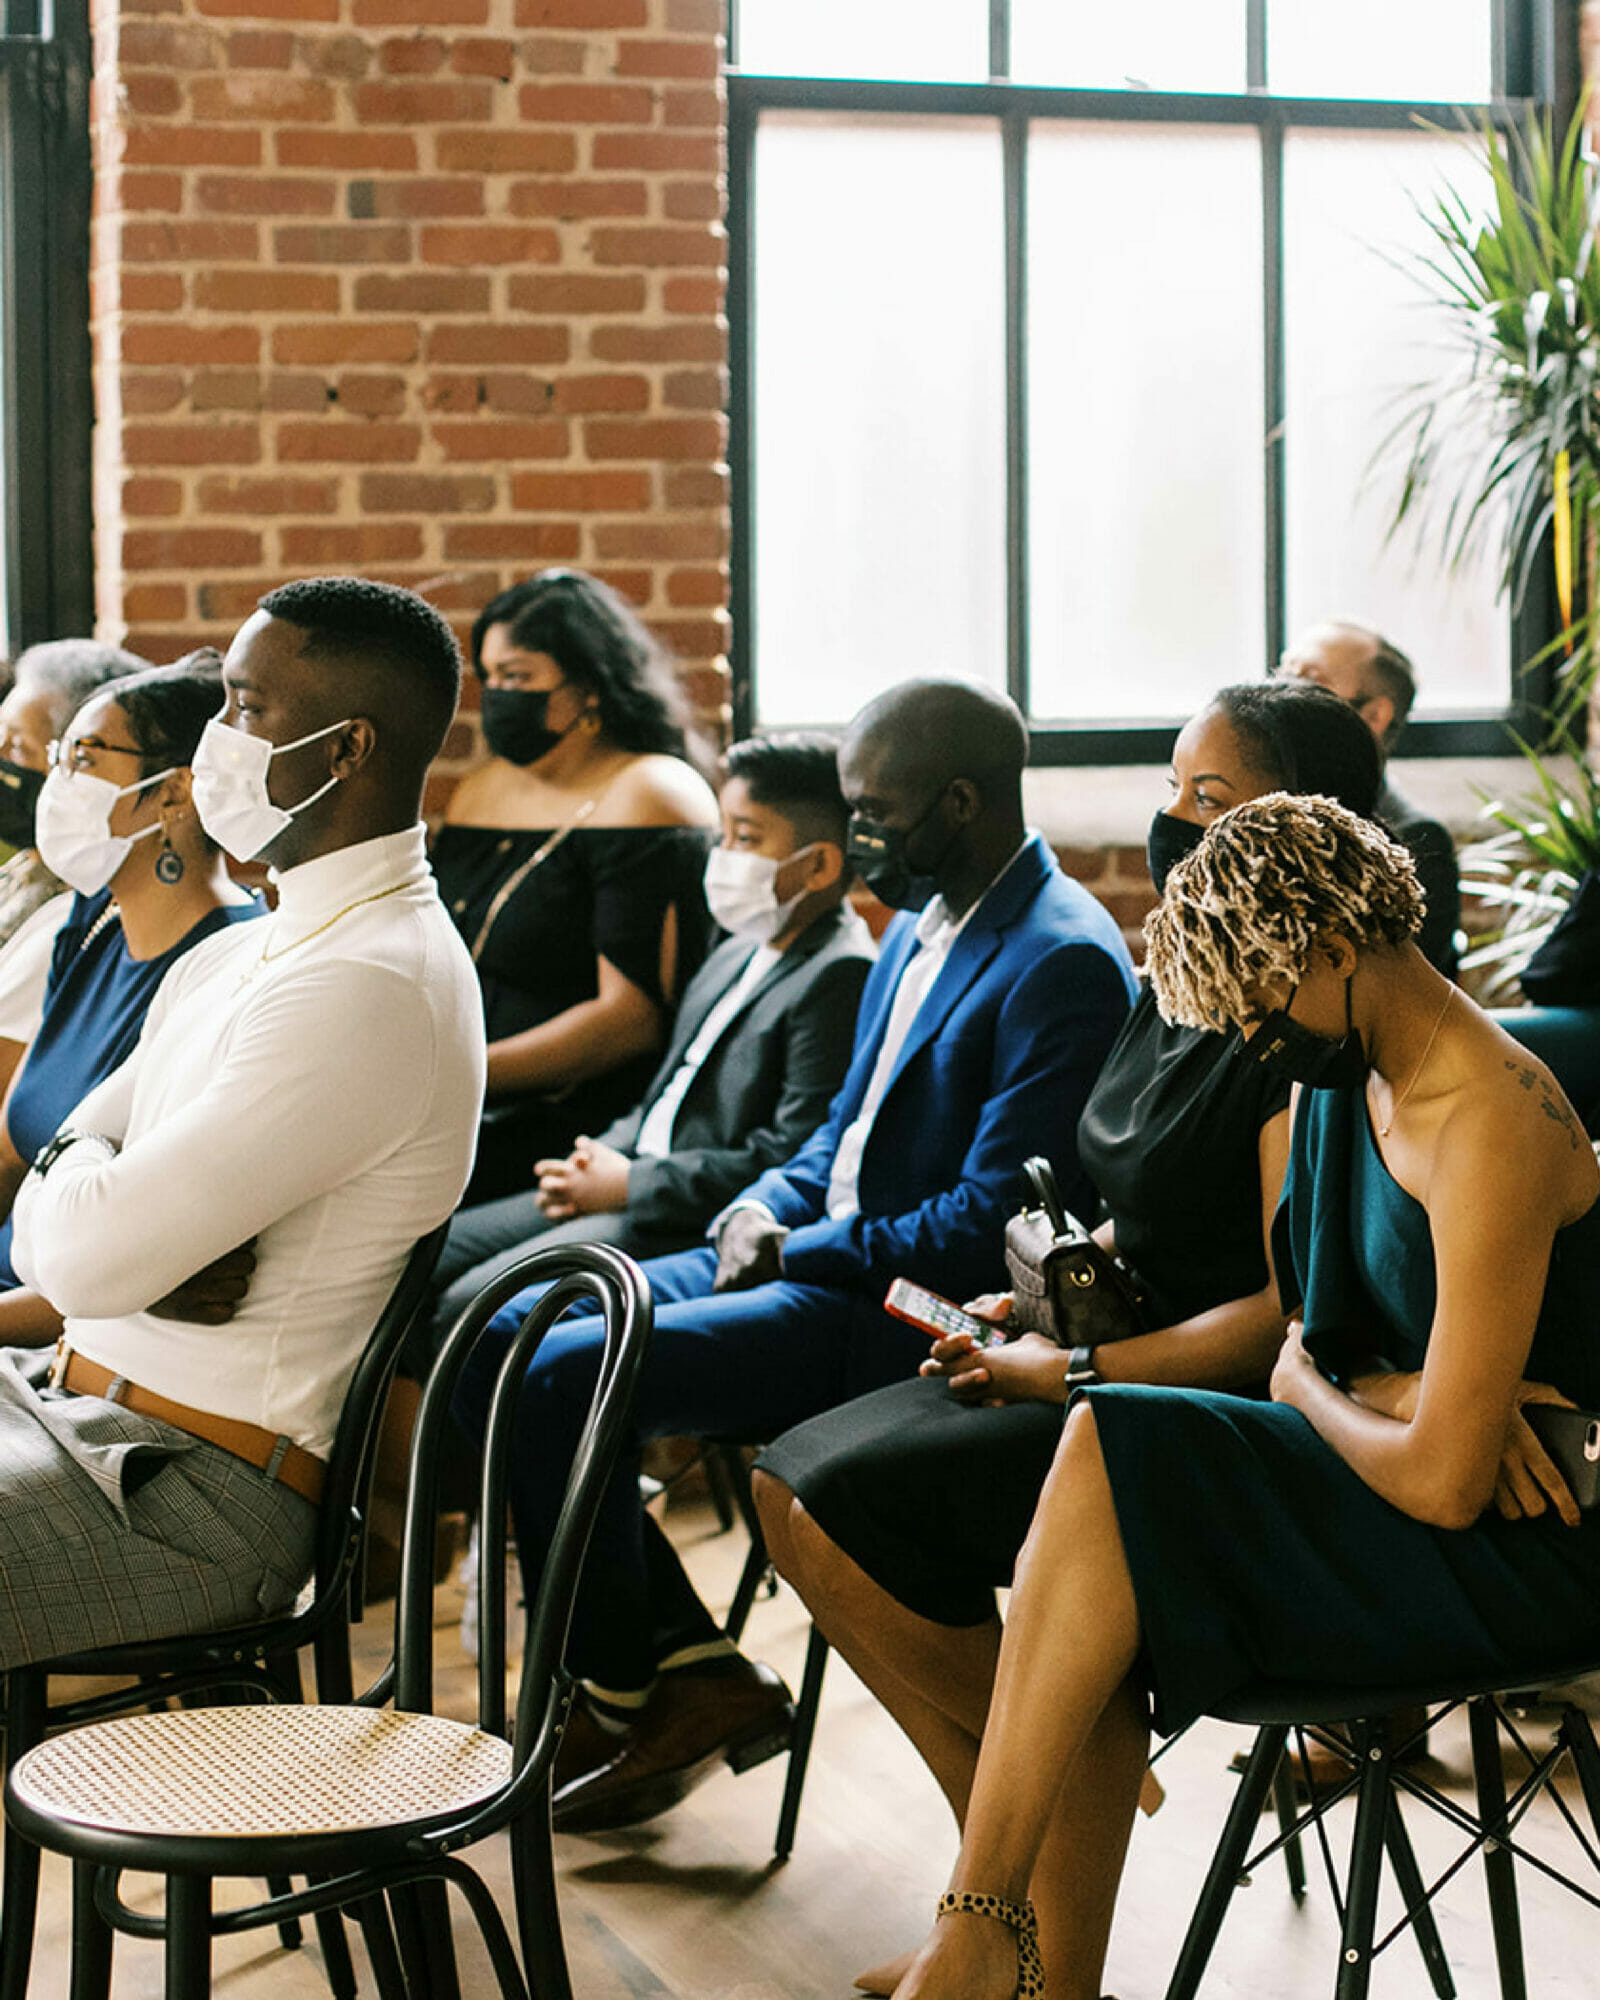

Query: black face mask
[[1246, 978, 1367, 1090], [480, 685, 569, 767], [1146, 808, 1206, 897], [0, 757, 44, 851], [846, 786, 957, 912]]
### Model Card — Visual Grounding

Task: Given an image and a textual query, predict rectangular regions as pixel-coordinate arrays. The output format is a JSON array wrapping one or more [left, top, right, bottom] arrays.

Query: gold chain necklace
[[1375, 986, 1454, 1137], [252, 881, 410, 971]]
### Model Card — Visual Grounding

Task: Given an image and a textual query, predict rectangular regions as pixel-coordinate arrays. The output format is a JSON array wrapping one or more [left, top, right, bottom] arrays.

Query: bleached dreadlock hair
[[1144, 792, 1425, 1031]]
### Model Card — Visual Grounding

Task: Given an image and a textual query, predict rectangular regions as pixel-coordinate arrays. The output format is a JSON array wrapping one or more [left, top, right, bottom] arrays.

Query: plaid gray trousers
[[0, 1347, 316, 1670]]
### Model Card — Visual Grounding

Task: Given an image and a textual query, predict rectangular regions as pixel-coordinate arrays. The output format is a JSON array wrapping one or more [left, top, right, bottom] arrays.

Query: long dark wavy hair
[[470, 570, 712, 772]]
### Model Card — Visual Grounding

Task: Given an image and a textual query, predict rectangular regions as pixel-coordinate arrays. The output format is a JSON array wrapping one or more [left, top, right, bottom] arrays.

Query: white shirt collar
[[268, 825, 431, 929]]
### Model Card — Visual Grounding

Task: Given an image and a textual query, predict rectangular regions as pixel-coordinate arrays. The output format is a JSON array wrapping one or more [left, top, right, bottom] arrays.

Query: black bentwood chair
[[6, 1242, 652, 2000], [1164, 1658, 1600, 2000], [0, 1221, 449, 2000]]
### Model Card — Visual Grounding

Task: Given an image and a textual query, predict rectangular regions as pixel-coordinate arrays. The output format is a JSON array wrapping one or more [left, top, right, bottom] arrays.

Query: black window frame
[[726, 0, 1582, 763], [0, 0, 93, 658]]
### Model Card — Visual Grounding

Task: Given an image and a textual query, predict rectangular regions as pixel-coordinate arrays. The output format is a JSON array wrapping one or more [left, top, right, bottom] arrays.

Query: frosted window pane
[[1269, 0, 1492, 103], [1283, 131, 1507, 715], [736, 0, 988, 84], [1027, 124, 1264, 723], [752, 115, 1007, 728], [1011, 0, 1247, 95]]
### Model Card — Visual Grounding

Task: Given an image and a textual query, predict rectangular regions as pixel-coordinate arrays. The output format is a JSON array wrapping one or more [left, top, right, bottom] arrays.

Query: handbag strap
[[1021, 1155, 1069, 1236]]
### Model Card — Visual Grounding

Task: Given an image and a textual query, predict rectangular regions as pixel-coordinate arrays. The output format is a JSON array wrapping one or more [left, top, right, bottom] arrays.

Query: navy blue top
[[0, 889, 262, 1286]]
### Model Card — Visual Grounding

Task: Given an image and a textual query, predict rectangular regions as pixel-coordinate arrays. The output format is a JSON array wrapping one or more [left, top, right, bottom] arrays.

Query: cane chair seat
[[10, 1705, 514, 1848]]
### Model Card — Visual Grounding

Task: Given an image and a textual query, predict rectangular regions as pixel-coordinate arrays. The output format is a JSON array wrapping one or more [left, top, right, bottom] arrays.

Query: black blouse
[[432, 822, 713, 1198], [1077, 984, 1292, 1329]]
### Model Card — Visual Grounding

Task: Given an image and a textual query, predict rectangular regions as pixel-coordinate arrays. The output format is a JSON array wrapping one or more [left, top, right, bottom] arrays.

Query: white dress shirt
[[634, 943, 780, 1159], [12, 825, 485, 1457], [822, 897, 974, 1219], [0, 891, 72, 1045]]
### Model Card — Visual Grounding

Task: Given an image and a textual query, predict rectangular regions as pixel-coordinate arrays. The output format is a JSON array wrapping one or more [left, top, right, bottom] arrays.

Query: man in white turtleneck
[[1, 578, 484, 1669]]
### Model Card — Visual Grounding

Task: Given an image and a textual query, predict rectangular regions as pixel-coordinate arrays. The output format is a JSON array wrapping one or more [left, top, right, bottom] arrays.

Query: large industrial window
[[728, 2, 1573, 760]]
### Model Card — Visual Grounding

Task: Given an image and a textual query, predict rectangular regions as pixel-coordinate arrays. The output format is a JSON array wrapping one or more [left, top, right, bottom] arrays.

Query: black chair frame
[[1165, 1667, 1600, 2000], [7, 1241, 654, 2000], [0, 1220, 448, 2000]]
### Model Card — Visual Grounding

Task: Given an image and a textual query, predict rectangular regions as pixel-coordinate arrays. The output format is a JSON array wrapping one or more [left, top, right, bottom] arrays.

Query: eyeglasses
[[47, 736, 147, 775]]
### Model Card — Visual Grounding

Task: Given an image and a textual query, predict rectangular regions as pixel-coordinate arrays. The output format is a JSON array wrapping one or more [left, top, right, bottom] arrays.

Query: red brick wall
[[89, 0, 729, 804]]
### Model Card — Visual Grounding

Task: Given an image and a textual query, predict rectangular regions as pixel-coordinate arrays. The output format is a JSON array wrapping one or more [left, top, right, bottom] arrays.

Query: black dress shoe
[[553, 1655, 794, 1834], [551, 1695, 632, 1794]]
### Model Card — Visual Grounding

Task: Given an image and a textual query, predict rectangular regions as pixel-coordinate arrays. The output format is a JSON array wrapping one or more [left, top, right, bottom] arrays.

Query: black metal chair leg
[[265, 1871, 305, 1951], [1164, 1724, 1289, 2000], [0, 1668, 47, 2000], [1469, 1696, 1527, 2000], [702, 1446, 737, 1533], [774, 1624, 830, 1861], [510, 1804, 573, 2000], [68, 1863, 113, 2000], [1382, 1803, 1456, 1999], [1270, 1747, 1307, 1899], [312, 1899, 358, 2000], [1334, 1726, 1390, 2000], [164, 1874, 212, 2000], [353, 1892, 409, 2000], [424, 1877, 464, 2000], [1560, 1702, 1600, 1831]]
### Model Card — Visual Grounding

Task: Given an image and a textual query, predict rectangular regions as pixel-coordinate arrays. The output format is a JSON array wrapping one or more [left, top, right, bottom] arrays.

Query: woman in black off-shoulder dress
[[432, 571, 717, 1214]]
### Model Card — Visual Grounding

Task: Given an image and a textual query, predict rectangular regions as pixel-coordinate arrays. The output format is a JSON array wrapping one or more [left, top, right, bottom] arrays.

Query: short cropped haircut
[[14, 639, 151, 736], [724, 733, 849, 847], [1211, 681, 1382, 819], [259, 577, 462, 750], [1145, 792, 1424, 1032]]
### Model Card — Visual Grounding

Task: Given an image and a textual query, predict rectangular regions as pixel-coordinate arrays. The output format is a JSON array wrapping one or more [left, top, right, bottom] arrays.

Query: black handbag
[[1003, 1156, 1146, 1348]]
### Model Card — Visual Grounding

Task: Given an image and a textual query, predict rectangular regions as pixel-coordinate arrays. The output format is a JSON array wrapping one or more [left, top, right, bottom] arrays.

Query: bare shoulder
[[602, 754, 719, 828], [443, 758, 520, 827], [1434, 1014, 1598, 1222]]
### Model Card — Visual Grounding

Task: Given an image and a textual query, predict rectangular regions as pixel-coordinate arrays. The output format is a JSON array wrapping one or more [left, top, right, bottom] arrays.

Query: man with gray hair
[[1277, 620, 1460, 978], [0, 639, 151, 947]]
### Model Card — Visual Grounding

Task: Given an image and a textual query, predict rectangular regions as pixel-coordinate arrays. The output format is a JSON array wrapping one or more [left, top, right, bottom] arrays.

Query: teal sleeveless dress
[[1087, 1085, 1600, 1736]]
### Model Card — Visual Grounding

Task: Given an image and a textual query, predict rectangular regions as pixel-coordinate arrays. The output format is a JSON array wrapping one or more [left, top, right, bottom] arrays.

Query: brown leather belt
[[49, 1346, 325, 1505]]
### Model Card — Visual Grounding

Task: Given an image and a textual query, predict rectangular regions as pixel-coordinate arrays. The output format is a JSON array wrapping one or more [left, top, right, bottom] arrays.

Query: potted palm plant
[[1384, 96, 1600, 736], [1385, 100, 1600, 996]]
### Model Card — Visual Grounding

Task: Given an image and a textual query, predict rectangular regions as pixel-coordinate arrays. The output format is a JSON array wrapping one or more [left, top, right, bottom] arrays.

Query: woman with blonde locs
[[882, 793, 1600, 2000]]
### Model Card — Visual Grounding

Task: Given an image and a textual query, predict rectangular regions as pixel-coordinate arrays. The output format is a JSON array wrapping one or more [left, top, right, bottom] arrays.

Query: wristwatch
[[1063, 1344, 1100, 1389], [31, 1129, 114, 1180]]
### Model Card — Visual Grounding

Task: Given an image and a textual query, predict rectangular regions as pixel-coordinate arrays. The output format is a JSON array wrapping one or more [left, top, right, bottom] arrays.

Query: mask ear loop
[[272, 719, 356, 822]]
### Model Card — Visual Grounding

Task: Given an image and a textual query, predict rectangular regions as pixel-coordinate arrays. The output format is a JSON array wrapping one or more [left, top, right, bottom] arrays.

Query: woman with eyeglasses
[[0, 654, 261, 1345], [431, 570, 719, 1212]]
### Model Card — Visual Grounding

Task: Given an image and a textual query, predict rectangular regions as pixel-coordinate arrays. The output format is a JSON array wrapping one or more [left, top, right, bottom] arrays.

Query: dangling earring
[[155, 832, 185, 886]]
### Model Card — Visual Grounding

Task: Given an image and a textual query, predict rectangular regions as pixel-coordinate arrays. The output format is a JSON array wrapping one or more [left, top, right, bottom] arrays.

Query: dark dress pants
[[451, 1244, 930, 1692]]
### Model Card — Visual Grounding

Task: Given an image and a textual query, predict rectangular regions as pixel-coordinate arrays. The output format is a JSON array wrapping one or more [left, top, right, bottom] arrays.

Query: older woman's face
[[0, 686, 59, 773], [1163, 707, 1273, 828]]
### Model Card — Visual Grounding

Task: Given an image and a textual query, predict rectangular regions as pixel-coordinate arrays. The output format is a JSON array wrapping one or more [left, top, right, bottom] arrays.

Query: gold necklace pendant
[[251, 880, 411, 972]]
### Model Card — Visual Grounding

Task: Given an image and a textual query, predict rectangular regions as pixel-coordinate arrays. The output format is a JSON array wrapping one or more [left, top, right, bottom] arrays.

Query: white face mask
[[704, 844, 815, 943], [35, 763, 174, 897], [190, 715, 353, 863]]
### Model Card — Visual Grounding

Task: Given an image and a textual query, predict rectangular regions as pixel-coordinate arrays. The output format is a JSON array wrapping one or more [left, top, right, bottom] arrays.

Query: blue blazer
[[740, 832, 1137, 1305]]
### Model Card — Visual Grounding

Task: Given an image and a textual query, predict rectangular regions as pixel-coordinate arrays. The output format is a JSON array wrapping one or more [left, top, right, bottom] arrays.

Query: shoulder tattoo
[[1504, 1059, 1583, 1152]]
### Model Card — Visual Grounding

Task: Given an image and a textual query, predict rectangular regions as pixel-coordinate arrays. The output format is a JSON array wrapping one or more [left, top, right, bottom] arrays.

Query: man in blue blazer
[[454, 678, 1137, 1829]]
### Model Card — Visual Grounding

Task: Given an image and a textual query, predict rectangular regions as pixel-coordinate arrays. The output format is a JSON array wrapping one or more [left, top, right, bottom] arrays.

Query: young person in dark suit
[[452, 677, 1138, 1835], [429, 733, 874, 1328]]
